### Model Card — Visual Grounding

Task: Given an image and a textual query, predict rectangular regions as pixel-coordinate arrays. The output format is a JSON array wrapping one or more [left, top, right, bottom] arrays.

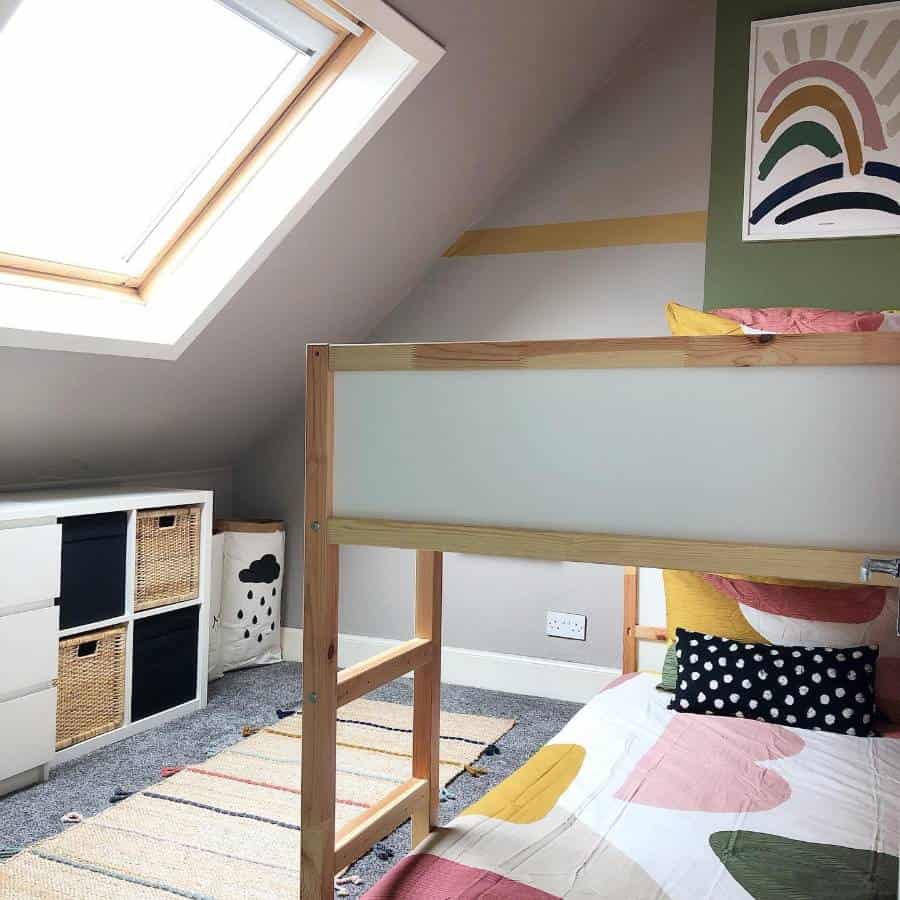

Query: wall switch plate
[[546, 610, 587, 641]]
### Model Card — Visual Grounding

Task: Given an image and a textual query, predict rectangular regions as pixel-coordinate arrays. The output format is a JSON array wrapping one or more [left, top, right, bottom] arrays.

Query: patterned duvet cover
[[364, 673, 899, 899]]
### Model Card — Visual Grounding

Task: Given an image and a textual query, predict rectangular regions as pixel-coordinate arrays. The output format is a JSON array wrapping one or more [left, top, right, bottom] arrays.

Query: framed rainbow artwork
[[743, 3, 900, 240]]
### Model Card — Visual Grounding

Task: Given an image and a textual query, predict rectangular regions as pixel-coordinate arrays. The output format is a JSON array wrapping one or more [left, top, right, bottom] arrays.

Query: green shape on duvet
[[710, 831, 899, 899]]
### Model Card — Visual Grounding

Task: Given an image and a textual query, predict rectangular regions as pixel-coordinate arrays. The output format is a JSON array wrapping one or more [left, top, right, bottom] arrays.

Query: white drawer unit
[[0, 522, 60, 796], [0, 688, 57, 784], [0, 606, 59, 700], [0, 522, 61, 615], [0, 486, 212, 790]]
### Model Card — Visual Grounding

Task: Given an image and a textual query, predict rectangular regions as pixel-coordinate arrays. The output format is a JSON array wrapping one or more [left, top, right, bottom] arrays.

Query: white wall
[[235, 0, 716, 670], [234, 407, 306, 615]]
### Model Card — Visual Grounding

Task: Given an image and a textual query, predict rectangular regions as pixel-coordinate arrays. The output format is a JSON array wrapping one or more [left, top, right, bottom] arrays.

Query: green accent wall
[[704, 0, 900, 311]]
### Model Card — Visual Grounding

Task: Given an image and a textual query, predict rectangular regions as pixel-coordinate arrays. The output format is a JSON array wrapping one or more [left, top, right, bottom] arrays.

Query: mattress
[[363, 673, 900, 899]]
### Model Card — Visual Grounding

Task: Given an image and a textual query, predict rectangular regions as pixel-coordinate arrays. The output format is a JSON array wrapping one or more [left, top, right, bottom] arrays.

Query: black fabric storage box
[[59, 512, 128, 629], [131, 605, 199, 721]]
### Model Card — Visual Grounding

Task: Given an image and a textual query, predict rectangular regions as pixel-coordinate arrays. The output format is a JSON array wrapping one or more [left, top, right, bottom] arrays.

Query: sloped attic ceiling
[[0, 0, 676, 486]]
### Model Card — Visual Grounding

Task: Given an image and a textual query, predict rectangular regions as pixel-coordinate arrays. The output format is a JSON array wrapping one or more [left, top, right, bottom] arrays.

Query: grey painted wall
[[234, 0, 717, 668], [0, 0, 668, 490]]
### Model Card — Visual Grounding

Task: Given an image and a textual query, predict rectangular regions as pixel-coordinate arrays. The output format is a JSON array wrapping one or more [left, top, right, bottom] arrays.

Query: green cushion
[[658, 640, 677, 692]]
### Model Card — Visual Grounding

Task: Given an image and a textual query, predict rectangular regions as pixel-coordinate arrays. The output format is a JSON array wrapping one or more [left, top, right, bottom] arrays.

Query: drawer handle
[[158, 515, 176, 529], [77, 641, 98, 658]]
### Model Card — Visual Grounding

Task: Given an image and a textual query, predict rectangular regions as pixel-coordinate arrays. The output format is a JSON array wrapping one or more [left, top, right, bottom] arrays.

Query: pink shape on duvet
[[361, 854, 559, 899], [598, 673, 638, 693], [615, 715, 804, 812], [702, 573, 886, 624]]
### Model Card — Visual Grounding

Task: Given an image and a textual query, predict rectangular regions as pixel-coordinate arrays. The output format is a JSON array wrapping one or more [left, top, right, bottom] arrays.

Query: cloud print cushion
[[669, 628, 878, 736]]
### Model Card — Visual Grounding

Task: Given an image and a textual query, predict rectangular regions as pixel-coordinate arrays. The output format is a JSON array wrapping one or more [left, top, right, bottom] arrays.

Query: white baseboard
[[280, 627, 619, 704]]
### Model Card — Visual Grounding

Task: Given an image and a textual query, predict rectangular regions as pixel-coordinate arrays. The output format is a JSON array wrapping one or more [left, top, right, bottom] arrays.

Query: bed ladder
[[301, 344, 443, 900]]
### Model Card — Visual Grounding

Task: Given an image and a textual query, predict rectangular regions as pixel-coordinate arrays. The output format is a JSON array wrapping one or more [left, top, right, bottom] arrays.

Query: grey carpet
[[0, 661, 582, 895]]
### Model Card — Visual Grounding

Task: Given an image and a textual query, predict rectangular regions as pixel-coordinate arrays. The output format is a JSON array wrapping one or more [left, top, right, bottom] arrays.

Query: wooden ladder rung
[[629, 624, 667, 642], [337, 637, 433, 707], [334, 778, 429, 871]]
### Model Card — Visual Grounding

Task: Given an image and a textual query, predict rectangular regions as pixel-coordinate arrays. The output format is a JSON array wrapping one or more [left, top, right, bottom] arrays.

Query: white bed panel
[[334, 368, 900, 551], [638, 640, 668, 673], [638, 568, 666, 625], [638, 567, 668, 672]]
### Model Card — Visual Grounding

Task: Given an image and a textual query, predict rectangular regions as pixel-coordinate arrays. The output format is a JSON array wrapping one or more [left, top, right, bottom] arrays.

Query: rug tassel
[[373, 842, 395, 861], [335, 869, 363, 896], [464, 764, 488, 777]]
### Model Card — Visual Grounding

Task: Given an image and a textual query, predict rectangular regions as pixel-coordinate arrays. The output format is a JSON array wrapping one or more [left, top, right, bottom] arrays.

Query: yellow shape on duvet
[[463, 743, 585, 824]]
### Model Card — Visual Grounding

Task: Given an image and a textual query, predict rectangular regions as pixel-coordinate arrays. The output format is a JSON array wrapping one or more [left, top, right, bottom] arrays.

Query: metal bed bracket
[[860, 557, 900, 582]]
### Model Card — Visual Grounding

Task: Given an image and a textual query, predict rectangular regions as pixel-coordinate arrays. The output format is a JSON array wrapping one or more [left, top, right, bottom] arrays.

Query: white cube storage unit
[[0, 487, 212, 795]]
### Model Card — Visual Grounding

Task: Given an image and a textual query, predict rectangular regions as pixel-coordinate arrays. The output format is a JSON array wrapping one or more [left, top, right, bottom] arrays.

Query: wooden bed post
[[412, 550, 443, 847], [301, 344, 338, 900], [622, 565, 639, 674]]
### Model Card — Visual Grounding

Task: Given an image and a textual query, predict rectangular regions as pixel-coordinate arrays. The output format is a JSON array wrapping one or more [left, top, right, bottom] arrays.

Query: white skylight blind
[[0, 0, 343, 281]]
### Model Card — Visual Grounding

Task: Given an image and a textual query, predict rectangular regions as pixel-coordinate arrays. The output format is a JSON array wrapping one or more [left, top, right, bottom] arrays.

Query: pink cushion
[[714, 306, 885, 333]]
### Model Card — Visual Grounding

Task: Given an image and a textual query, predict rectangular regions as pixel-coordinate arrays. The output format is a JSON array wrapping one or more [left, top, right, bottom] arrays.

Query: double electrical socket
[[546, 610, 587, 641]]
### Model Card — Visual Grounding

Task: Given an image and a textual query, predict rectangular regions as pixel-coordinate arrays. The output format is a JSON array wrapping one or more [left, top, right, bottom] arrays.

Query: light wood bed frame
[[300, 333, 900, 899]]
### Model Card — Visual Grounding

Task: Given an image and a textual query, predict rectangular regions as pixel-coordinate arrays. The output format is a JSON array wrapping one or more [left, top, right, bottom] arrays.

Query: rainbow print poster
[[744, 3, 900, 240]]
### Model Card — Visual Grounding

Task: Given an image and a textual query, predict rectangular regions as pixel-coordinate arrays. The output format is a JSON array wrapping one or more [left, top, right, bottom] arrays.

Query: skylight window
[[0, 0, 442, 359], [0, 0, 356, 285]]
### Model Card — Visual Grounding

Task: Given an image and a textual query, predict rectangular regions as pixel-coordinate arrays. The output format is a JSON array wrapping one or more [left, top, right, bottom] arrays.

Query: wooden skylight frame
[[0, 0, 371, 299]]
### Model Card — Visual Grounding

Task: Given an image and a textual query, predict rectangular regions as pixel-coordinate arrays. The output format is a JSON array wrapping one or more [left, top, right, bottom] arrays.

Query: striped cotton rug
[[0, 698, 514, 899]]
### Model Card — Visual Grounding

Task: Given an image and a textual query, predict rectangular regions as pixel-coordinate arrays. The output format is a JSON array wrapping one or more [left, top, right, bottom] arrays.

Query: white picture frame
[[743, 2, 900, 241]]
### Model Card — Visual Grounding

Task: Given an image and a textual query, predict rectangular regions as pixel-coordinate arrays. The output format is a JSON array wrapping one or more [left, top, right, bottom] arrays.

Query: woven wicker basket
[[135, 506, 201, 612], [56, 625, 127, 750]]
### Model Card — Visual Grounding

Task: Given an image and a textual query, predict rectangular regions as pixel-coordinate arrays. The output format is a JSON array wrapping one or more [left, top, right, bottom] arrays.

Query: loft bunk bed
[[300, 333, 900, 900]]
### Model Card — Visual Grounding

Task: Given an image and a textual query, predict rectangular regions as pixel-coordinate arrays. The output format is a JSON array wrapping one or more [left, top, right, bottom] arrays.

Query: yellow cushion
[[663, 570, 766, 645], [665, 302, 743, 336]]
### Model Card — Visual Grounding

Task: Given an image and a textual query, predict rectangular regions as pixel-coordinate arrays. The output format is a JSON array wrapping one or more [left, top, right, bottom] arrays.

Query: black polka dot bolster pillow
[[668, 627, 878, 737]]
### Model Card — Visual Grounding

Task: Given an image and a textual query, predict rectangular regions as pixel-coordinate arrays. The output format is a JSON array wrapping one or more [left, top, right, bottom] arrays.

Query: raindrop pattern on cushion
[[669, 628, 878, 736]]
